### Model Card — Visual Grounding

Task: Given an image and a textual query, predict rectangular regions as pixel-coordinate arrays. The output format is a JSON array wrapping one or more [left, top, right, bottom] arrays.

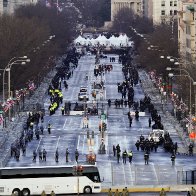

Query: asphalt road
[[6, 53, 196, 188]]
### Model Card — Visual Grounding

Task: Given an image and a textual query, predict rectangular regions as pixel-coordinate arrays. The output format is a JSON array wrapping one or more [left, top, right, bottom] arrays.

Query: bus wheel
[[12, 188, 21, 196], [83, 186, 92, 194], [21, 188, 30, 196]]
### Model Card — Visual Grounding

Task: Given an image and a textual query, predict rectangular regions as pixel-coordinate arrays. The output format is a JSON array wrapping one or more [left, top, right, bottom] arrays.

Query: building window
[[174, 10, 177, 15], [3, 0, 8, 7], [186, 39, 191, 48], [161, 1, 165, 6], [186, 26, 191, 35], [174, 1, 177, 6], [161, 10, 165, 15], [170, 1, 173, 6], [170, 10, 173, 15]]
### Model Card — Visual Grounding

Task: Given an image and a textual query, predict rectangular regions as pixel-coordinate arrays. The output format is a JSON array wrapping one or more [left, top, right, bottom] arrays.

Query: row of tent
[[74, 34, 133, 48]]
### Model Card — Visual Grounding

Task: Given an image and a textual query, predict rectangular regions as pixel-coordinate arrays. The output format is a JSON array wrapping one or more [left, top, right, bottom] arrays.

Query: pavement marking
[[129, 163, 134, 185], [36, 137, 42, 152], [63, 118, 67, 130], [55, 136, 60, 150], [122, 163, 127, 186], [82, 134, 85, 155], [152, 163, 159, 184], [77, 135, 80, 150]]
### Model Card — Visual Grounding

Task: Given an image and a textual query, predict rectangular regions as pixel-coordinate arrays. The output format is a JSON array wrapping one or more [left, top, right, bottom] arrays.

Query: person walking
[[148, 117, 151, 127], [75, 149, 79, 162], [39, 149, 43, 161], [32, 150, 37, 162], [113, 145, 116, 157], [122, 150, 127, 164], [66, 148, 69, 162], [171, 153, 176, 166], [117, 150, 120, 163], [128, 151, 133, 163], [61, 106, 65, 115], [144, 152, 149, 165], [48, 123, 51, 134], [55, 148, 59, 163], [43, 149, 47, 161]]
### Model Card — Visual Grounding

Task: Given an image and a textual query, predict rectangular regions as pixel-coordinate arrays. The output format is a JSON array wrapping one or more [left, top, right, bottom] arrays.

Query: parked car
[[78, 92, 89, 101]]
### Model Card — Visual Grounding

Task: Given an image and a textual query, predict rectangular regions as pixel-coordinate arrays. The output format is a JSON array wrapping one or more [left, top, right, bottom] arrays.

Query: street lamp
[[2, 57, 30, 102], [167, 67, 196, 116]]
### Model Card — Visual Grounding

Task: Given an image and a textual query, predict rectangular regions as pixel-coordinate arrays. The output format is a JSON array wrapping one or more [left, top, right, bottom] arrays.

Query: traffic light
[[92, 131, 94, 139]]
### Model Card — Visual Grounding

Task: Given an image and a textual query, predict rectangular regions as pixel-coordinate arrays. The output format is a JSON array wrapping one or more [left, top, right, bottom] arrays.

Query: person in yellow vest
[[160, 188, 166, 196]]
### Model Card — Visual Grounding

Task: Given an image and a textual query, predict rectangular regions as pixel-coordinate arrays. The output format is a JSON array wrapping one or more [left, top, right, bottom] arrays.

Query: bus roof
[[0, 165, 98, 176], [0, 164, 96, 170]]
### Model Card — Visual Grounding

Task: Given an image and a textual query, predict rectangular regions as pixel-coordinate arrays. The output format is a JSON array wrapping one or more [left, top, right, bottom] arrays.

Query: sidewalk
[[139, 69, 192, 154]]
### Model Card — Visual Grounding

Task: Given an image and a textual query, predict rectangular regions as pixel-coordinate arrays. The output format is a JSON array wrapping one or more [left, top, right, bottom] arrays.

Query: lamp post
[[2, 56, 29, 102], [167, 67, 196, 116]]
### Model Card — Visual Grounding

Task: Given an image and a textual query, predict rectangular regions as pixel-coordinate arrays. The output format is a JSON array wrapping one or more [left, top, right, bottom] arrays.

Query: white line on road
[[129, 163, 134, 185], [77, 135, 80, 150], [122, 163, 127, 186], [55, 136, 60, 150], [36, 137, 42, 152], [63, 118, 67, 130], [152, 163, 159, 183], [82, 135, 85, 155]]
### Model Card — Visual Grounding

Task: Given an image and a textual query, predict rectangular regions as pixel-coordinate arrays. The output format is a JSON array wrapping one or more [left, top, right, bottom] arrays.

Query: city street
[[6, 53, 196, 188]]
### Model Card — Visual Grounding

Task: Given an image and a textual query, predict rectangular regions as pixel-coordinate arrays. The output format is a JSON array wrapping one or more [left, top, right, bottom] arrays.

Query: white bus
[[0, 165, 102, 195]]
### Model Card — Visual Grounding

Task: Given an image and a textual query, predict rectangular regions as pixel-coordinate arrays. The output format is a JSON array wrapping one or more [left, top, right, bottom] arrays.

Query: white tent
[[74, 35, 86, 45], [74, 34, 131, 48]]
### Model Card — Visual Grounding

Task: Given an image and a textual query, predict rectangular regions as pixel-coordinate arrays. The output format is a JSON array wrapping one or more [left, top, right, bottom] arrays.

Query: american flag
[[3, 99, 15, 112]]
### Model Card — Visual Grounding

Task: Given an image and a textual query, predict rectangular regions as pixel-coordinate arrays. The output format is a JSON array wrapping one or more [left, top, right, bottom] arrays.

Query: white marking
[[82, 135, 85, 155], [122, 163, 127, 185], [36, 137, 42, 152], [55, 136, 60, 150], [129, 162, 133, 185], [152, 163, 159, 183], [77, 135, 80, 150], [63, 118, 67, 130]]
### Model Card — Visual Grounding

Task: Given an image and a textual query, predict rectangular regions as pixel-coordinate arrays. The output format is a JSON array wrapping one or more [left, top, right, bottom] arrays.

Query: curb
[[101, 185, 196, 192]]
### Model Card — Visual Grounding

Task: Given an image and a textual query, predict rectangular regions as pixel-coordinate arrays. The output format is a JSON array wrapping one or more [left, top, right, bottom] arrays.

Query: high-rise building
[[111, 0, 142, 21], [178, 0, 195, 65], [143, 0, 178, 24], [0, 0, 37, 15]]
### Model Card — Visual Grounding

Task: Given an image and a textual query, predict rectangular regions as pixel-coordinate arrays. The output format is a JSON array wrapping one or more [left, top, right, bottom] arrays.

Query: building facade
[[143, 0, 178, 24], [111, 0, 142, 21], [0, 0, 37, 15], [178, 0, 195, 64]]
